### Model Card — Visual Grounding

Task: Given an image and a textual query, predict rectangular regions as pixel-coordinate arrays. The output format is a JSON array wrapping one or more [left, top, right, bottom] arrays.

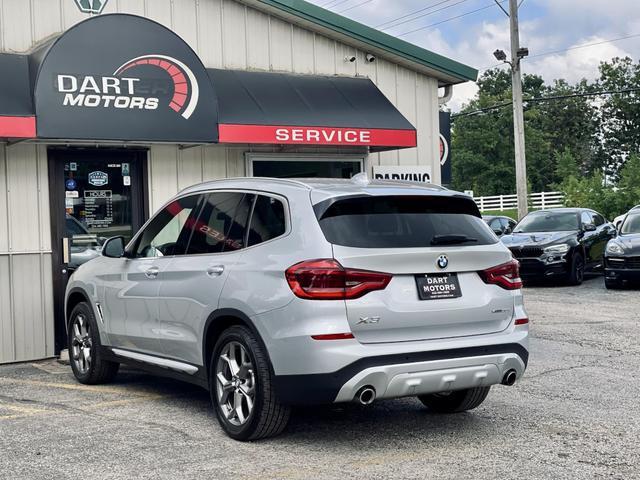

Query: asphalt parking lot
[[1, 276, 639, 480]]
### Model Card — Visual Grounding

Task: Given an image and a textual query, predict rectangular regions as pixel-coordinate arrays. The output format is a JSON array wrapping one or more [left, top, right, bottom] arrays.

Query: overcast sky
[[306, 0, 640, 111]]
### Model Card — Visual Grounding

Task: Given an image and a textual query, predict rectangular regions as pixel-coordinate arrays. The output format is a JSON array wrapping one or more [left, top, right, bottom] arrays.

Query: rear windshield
[[315, 195, 496, 248]]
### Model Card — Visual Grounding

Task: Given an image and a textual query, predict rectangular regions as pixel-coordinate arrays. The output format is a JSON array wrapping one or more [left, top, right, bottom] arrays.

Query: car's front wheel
[[68, 302, 119, 384], [210, 325, 290, 441], [418, 386, 491, 413], [568, 252, 585, 286]]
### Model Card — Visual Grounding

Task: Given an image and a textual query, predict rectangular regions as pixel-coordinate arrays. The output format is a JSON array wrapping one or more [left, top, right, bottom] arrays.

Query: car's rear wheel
[[418, 386, 491, 413], [568, 252, 585, 286], [210, 325, 290, 441], [68, 302, 119, 384]]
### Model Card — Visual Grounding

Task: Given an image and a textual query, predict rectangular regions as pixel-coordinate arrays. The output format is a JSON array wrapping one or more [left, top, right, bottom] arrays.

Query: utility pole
[[509, 0, 528, 220]]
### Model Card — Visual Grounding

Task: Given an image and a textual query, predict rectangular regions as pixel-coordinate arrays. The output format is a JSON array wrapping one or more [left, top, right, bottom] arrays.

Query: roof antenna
[[351, 172, 370, 185]]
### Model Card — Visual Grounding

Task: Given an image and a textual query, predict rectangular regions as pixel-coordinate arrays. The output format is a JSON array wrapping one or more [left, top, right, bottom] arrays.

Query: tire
[[68, 302, 119, 384], [210, 325, 290, 441], [568, 253, 585, 286], [418, 386, 491, 413], [605, 277, 622, 290]]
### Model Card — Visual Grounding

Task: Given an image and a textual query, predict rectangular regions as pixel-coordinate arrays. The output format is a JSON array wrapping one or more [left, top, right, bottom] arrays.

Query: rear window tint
[[315, 195, 496, 248]]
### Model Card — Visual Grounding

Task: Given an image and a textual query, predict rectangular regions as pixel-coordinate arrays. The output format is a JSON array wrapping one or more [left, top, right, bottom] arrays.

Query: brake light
[[479, 259, 523, 290], [285, 259, 392, 300]]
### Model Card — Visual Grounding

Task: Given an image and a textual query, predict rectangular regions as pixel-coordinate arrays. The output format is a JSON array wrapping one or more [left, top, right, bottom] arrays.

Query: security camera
[[365, 54, 376, 63], [344, 55, 356, 63]]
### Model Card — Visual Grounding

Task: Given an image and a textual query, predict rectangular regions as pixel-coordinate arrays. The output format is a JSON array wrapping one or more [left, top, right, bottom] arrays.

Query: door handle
[[206, 265, 225, 277], [145, 266, 160, 279]]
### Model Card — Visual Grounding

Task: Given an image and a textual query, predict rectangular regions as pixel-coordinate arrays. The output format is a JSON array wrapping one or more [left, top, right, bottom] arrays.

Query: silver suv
[[65, 177, 529, 440]]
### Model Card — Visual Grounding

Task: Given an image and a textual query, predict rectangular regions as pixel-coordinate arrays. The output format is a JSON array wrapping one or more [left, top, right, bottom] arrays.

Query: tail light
[[479, 259, 522, 290], [514, 318, 529, 325], [285, 259, 392, 300]]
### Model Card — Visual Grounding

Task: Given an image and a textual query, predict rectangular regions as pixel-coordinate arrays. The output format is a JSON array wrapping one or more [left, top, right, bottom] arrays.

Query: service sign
[[373, 165, 432, 183], [34, 14, 218, 143]]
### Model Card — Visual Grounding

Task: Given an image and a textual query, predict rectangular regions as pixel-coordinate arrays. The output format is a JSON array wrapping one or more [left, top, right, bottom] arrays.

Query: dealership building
[[0, 0, 477, 363]]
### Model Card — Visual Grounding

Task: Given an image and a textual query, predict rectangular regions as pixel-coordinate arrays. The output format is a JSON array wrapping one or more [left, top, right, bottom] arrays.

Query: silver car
[[65, 177, 529, 440]]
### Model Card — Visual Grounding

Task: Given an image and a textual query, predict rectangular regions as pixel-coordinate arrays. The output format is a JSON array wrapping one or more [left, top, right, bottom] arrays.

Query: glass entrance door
[[49, 149, 147, 352]]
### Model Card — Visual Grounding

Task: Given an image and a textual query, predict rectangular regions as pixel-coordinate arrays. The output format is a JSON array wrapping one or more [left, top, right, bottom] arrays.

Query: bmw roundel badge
[[437, 255, 449, 269]]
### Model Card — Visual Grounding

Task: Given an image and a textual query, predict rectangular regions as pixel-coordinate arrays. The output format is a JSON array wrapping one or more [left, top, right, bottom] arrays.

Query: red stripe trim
[[218, 124, 417, 147], [0, 116, 36, 138]]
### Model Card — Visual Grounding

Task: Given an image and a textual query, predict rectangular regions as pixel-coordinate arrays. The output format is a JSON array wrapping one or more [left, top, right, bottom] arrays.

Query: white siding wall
[[0, 144, 55, 363], [0, 0, 443, 362]]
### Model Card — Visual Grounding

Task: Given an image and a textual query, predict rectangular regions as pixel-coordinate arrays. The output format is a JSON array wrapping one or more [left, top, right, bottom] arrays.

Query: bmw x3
[[65, 176, 529, 440]]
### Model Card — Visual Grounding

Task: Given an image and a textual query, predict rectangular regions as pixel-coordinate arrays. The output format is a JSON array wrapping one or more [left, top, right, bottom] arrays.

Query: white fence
[[474, 191, 565, 212]]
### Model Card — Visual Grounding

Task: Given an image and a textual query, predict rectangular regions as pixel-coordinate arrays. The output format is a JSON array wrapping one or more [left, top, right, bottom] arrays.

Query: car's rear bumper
[[273, 343, 528, 405]]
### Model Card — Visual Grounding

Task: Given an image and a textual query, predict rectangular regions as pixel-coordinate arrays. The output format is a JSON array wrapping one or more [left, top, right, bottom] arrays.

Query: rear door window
[[247, 195, 286, 247], [186, 192, 254, 254], [315, 195, 496, 248]]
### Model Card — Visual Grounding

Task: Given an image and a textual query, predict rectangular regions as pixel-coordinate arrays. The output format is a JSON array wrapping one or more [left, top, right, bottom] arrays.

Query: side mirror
[[583, 223, 596, 232], [504, 227, 512, 235], [102, 236, 125, 258]]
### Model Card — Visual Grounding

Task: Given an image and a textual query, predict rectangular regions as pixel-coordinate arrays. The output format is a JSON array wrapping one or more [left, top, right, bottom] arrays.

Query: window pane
[[593, 214, 604, 226], [186, 193, 251, 254], [135, 195, 201, 258], [248, 196, 286, 246], [316, 195, 495, 248], [252, 160, 361, 179]]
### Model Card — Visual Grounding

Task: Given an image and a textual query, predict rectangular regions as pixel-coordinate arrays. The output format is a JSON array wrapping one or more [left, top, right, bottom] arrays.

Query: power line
[[337, 0, 374, 14], [479, 32, 640, 72], [380, 0, 474, 31], [319, 0, 345, 7], [322, 0, 355, 10], [396, 0, 508, 38], [451, 87, 640, 119], [374, 0, 466, 30]]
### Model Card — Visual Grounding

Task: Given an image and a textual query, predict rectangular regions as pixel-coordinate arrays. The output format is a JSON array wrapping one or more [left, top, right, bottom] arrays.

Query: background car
[[613, 205, 640, 230], [483, 215, 517, 237], [604, 210, 640, 289], [501, 208, 616, 285]]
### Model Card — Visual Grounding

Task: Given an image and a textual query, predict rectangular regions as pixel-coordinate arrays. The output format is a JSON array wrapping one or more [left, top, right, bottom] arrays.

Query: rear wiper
[[431, 234, 478, 245]]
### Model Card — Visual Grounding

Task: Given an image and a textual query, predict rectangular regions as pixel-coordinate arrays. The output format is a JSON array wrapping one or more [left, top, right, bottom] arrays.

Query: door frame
[[48, 147, 150, 354]]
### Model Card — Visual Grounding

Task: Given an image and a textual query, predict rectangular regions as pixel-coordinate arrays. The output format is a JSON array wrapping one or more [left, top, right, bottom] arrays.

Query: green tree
[[451, 69, 598, 195], [595, 57, 640, 178]]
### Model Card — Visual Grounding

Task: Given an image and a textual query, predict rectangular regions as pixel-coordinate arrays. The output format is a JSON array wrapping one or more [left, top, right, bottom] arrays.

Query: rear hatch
[[315, 193, 515, 344]]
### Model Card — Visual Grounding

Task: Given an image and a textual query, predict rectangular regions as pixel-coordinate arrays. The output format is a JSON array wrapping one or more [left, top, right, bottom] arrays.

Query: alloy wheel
[[71, 314, 92, 375], [215, 341, 256, 426]]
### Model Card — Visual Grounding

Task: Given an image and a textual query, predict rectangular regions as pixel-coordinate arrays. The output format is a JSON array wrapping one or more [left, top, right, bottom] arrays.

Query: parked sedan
[[604, 211, 640, 289], [501, 208, 616, 285], [483, 215, 517, 237]]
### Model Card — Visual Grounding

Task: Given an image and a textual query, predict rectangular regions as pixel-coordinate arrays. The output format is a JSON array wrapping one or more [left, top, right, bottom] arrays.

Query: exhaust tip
[[355, 386, 376, 405], [502, 369, 517, 386]]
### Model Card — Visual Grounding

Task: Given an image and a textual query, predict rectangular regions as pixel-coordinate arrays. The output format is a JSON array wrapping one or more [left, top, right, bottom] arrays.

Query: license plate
[[415, 273, 462, 300]]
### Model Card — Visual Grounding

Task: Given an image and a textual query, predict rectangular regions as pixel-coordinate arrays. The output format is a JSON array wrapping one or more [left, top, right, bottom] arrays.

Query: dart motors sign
[[34, 14, 217, 142]]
